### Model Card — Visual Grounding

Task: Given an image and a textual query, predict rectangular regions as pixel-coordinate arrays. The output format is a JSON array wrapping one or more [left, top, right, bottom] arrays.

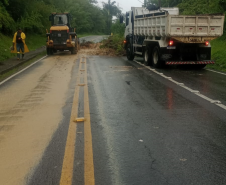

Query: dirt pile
[[79, 41, 125, 56]]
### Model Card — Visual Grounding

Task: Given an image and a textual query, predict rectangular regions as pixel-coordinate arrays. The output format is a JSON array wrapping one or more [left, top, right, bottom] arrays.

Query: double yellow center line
[[60, 56, 95, 185]]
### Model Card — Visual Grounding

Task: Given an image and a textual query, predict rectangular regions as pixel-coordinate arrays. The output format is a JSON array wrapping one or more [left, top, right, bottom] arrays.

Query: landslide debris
[[79, 36, 126, 56]]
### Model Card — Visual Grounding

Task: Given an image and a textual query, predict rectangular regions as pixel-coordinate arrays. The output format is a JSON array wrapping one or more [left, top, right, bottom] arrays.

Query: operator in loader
[[58, 17, 63, 24], [11, 28, 29, 60]]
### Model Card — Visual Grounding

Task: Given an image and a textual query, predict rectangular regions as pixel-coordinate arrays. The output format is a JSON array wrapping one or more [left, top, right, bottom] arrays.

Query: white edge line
[[134, 60, 226, 111], [0, 55, 47, 86], [206, 69, 226, 76]]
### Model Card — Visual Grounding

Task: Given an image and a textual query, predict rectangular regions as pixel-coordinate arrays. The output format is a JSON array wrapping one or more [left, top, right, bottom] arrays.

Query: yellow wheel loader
[[46, 13, 79, 55]]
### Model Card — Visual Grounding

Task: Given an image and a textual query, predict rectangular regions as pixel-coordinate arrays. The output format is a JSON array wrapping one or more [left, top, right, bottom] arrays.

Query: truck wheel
[[126, 43, 135, 61], [71, 47, 77, 54], [144, 47, 152, 66], [152, 46, 163, 68]]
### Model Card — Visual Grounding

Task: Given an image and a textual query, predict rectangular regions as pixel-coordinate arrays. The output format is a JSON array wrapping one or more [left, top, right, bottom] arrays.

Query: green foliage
[[0, 33, 15, 62], [101, 34, 125, 55], [0, 33, 45, 62], [102, 0, 122, 34], [0, 0, 121, 35], [178, 0, 224, 15], [0, 3, 15, 34], [147, 0, 182, 7], [111, 20, 125, 36], [207, 36, 226, 72], [147, 0, 225, 14]]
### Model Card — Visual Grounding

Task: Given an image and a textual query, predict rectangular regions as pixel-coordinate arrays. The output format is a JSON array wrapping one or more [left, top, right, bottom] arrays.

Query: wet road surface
[[0, 38, 226, 185], [135, 57, 226, 106]]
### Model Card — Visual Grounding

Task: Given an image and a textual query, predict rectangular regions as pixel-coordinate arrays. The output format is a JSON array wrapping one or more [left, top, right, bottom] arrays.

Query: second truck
[[122, 6, 224, 68]]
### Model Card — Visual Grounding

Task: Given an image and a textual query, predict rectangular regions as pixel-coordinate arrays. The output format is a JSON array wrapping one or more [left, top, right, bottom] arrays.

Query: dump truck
[[46, 13, 79, 55], [122, 6, 224, 68]]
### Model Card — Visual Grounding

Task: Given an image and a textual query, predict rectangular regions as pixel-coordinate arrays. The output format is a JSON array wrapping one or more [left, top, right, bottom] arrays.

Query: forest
[[1, 0, 226, 35], [0, 0, 121, 35]]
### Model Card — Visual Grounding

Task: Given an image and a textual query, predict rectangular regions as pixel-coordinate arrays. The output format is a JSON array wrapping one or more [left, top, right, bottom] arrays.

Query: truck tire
[[152, 46, 164, 68], [144, 46, 152, 66], [71, 47, 77, 54], [126, 43, 135, 61]]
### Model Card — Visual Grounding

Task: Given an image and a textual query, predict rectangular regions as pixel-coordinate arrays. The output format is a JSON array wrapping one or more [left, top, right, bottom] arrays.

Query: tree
[[102, 0, 121, 34]]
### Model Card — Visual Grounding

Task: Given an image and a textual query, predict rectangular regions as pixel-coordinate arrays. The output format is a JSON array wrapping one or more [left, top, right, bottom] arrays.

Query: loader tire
[[71, 47, 77, 54], [47, 48, 53, 55]]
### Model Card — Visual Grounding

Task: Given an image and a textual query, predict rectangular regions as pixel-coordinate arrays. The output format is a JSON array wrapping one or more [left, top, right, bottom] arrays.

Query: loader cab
[[49, 13, 73, 30]]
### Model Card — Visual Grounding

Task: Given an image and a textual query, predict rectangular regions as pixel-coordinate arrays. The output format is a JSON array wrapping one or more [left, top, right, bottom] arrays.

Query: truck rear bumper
[[165, 61, 215, 65]]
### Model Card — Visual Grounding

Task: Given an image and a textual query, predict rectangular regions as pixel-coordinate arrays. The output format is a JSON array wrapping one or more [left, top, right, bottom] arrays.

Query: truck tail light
[[169, 40, 174, 46], [123, 40, 127, 44], [50, 30, 52, 33], [67, 29, 69, 33], [205, 41, 209, 46]]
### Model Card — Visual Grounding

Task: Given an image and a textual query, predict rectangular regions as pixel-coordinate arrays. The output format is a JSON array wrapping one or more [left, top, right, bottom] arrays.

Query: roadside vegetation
[[100, 20, 125, 56], [209, 36, 226, 72], [0, 51, 46, 82], [0, 33, 45, 62]]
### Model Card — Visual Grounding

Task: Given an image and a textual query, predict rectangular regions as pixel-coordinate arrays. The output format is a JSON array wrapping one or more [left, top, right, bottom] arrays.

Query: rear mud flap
[[165, 61, 215, 65]]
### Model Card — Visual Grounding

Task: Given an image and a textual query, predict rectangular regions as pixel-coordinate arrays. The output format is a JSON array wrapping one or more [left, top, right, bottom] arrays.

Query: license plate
[[58, 33, 61, 37], [189, 37, 201, 42]]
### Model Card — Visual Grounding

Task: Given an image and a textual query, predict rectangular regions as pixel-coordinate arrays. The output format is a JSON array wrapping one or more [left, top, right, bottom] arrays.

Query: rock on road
[[0, 36, 226, 185]]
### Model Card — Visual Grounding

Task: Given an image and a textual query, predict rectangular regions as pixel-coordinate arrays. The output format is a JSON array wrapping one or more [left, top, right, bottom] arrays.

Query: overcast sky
[[97, 0, 143, 13]]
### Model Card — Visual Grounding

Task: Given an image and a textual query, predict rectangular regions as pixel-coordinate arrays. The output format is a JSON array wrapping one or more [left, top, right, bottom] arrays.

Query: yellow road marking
[[59, 58, 82, 185], [74, 117, 85, 122], [60, 56, 95, 185], [84, 57, 95, 185]]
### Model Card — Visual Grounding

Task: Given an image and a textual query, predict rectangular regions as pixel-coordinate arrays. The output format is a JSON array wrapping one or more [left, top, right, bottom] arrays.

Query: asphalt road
[[0, 36, 226, 185]]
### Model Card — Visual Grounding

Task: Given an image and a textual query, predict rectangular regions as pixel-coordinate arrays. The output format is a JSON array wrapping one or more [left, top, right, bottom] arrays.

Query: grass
[[0, 33, 46, 62], [208, 36, 226, 72], [0, 33, 15, 62], [0, 51, 46, 82]]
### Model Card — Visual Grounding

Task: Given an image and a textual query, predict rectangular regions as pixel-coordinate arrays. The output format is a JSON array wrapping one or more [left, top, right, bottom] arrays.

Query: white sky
[[97, 0, 143, 13]]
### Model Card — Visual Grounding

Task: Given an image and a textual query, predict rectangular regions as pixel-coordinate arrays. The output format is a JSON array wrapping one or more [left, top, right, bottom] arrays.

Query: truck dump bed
[[133, 7, 224, 42]]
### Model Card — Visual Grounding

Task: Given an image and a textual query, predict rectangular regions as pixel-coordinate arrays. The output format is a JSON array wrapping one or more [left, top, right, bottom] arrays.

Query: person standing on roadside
[[11, 28, 29, 60]]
